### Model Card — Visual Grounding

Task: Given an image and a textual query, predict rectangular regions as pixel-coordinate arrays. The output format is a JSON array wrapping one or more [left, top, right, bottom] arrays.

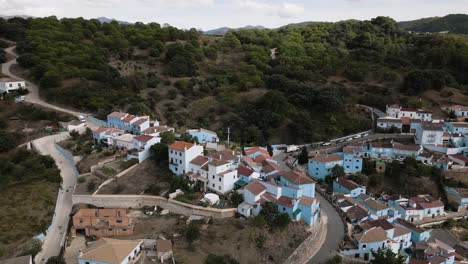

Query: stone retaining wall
[[73, 194, 236, 219]]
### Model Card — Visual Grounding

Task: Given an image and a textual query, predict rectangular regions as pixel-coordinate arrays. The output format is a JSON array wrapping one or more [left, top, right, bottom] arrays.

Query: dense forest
[[399, 14, 468, 34], [1, 16, 468, 144]]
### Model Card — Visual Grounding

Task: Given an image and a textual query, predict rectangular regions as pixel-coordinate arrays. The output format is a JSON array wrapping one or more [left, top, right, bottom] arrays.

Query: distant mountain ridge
[[398, 14, 468, 34], [204, 25, 267, 35], [96, 17, 132, 25]]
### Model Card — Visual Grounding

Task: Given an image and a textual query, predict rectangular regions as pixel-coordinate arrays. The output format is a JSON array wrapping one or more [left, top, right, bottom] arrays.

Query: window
[[283, 207, 285, 211], [218, 186, 221, 190], [116, 220, 122, 223], [212, 175, 215, 179], [170, 150, 173, 154], [362, 244, 367, 249], [218, 178, 221, 182], [123, 229, 127, 231], [212, 184, 215, 187]]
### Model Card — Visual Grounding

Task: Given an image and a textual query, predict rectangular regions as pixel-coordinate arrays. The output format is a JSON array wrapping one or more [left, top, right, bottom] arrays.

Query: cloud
[[1, 0, 62, 16], [239, 0, 304, 18]]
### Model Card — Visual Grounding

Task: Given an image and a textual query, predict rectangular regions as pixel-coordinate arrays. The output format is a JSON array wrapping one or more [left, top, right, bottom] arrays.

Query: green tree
[[297, 147, 308, 165], [266, 143, 273, 156], [331, 165, 345, 178], [183, 222, 200, 245], [230, 191, 244, 206], [0, 130, 19, 153], [370, 248, 405, 264], [160, 131, 176, 144], [20, 239, 42, 258], [205, 254, 239, 264], [150, 143, 168, 164], [46, 256, 66, 264]]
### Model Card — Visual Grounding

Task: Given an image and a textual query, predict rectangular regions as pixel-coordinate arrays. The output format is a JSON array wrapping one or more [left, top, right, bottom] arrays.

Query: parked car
[[363, 133, 369, 137], [346, 138, 353, 142], [354, 134, 362, 139], [322, 142, 331, 146]]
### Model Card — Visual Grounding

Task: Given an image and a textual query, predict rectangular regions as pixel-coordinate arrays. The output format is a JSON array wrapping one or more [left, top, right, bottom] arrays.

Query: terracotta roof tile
[[309, 154, 342, 163], [190, 156, 209, 166], [245, 147, 269, 157], [134, 135, 153, 142], [238, 165, 255, 176], [245, 180, 266, 196], [169, 141, 195, 151], [336, 177, 362, 191]]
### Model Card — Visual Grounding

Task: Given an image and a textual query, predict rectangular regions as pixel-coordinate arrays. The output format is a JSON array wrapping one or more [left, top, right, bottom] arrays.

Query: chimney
[[232, 150, 235, 155]]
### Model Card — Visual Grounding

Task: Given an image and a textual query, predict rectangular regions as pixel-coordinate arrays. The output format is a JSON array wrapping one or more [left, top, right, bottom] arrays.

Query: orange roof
[[108, 112, 127, 119], [94, 127, 110, 134], [190, 156, 209, 166], [122, 115, 136, 122], [298, 196, 316, 207], [245, 180, 267, 196], [132, 118, 148, 126], [309, 154, 342, 163], [245, 147, 269, 157], [169, 141, 195, 151], [276, 196, 294, 208], [134, 135, 153, 142], [238, 165, 255, 176]]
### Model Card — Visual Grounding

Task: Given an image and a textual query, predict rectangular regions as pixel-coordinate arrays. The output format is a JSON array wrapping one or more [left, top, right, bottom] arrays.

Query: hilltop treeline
[[1, 16, 468, 144]]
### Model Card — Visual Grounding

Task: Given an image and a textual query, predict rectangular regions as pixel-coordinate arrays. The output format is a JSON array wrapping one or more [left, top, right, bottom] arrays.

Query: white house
[[206, 159, 238, 194], [142, 125, 174, 137], [168, 141, 204, 175], [385, 104, 433, 121], [415, 123, 445, 146], [391, 195, 445, 222], [93, 127, 125, 144], [127, 135, 161, 162], [0, 78, 26, 93], [78, 238, 143, 264], [447, 105, 468, 118], [109, 134, 135, 150], [186, 128, 219, 143]]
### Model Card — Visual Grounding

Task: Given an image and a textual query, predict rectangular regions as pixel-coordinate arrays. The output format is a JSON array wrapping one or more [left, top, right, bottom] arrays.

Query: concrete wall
[[72, 195, 236, 219]]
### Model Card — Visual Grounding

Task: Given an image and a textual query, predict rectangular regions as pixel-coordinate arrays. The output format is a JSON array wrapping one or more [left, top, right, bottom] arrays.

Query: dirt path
[[2, 46, 86, 118]]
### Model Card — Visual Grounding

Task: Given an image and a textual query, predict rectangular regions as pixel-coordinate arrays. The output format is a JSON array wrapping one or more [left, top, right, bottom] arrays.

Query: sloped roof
[[274, 170, 315, 185], [134, 135, 153, 142], [244, 147, 269, 157], [298, 196, 317, 207], [169, 141, 195, 151], [122, 114, 136, 122], [393, 143, 421, 151], [336, 177, 362, 191], [132, 118, 148, 126], [309, 154, 342, 163], [346, 205, 368, 221], [245, 180, 266, 196], [80, 238, 141, 264], [190, 155, 209, 166], [108, 112, 127, 119], [393, 225, 411, 238], [394, 218, 425, 233], [360, 219, 394, 231], [276, 196, 294, 208], [354, 227, 388, 243], [156, 239, 172, 253], [238, 165, 255, 176]]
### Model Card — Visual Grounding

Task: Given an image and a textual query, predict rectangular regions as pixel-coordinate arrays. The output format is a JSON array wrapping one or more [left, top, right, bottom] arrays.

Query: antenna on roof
[[227, 126, 231, 147]]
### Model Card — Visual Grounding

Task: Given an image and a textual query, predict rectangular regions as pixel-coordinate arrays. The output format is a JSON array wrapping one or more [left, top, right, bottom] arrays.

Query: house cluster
[[333, 177, 457, 263], [168, 143, 321, 226], [308, 142, 423, 180], [77, 237, 174, 264], [373, 103, 468, 171], [0, 77, 26, 93], [70, 208, 174, 264], [92, 111, 174, 162]]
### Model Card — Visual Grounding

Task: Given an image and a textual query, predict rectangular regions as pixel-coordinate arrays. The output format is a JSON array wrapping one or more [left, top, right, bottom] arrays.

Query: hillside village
[[1, 10, 468, 264]]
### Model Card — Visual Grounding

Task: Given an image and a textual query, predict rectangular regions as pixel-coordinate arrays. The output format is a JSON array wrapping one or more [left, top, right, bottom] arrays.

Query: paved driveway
[[308, 192, 345, 264]]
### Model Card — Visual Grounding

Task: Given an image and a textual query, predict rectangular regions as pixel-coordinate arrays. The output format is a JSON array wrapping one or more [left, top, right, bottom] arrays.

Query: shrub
[[255, 234, 267, 248]]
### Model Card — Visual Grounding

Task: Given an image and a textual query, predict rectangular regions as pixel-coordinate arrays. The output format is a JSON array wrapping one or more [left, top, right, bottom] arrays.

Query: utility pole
[[227, 127, 231, 146]]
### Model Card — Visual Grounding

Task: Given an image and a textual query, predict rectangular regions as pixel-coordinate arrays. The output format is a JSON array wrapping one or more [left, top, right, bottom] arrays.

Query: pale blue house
[[186, 128, 219, 143], [342, 147, 364, 174], [236, 165, 260, 188], [356, 194, 389, 217], [369, 143, 395, 158], [446, 187, 468, 212], [308, 154, 343, 180], [447, 122, 468, 134], [394, 218, 429, 242], [333, 177, 366, 198]]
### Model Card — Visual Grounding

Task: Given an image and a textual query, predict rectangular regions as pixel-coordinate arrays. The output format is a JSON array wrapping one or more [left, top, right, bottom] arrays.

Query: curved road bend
[[2, 46, 85, 118], [32, 133, 78, 264], [309, 193, 345, 264]]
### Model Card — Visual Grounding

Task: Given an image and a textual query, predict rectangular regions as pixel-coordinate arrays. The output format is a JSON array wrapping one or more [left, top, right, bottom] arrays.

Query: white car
[[322, 142, 331, 146], [354, 135, 362, 139], [363, 133, 369, 137], [346, 138, 353, 142]]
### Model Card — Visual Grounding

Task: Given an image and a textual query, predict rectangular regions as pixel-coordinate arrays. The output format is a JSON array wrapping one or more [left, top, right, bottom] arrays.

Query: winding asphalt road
[[309, 193, 345, 264], [2, 45, 100, 263]]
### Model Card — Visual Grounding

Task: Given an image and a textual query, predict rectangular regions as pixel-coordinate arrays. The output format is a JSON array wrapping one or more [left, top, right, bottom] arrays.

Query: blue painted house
[[446, 187, 468, 212], [107, 112, 150, 135], [333, 177, 366, 197], [369, 143, 395, 158], [236, 165, 260, 188], [342, 147, 365, 174], [356, 194, 389, 217], [186, 128, 219, 143], [394, 218, 429, 242], [447, 122, 468, 134], [239, 171, 321, 226], [308, 154, 343, 180]]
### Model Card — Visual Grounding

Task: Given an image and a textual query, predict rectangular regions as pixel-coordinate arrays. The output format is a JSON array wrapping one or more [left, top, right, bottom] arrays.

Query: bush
[[183, 222, 200, 245], [77, 177, 86, 184], [255, 234, 267, 248], [87, 179, 96, 191]]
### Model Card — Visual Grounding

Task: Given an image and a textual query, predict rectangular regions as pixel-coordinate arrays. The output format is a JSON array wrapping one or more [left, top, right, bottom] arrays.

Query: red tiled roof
[[208, 149, 240, 161], [169, 141, 195, 151], [410, 196, 444, 209], [309, 154, 342, 163], [107, 112, 127, 119], [122, 115, 136, 122], [393, 144, 421, 151], [273, 170, 315, 185], [450, 154, 468, 163], [449, 105, 468, 111], [245, 147, 269, 157], [360, 219, 394, 231], [143, 126, 174, 134], [132, 118, 148, 126], [134, 135, 153, 142], [254, 154, 271, 163], [209, 159, 230, 167], [237, 165, 255, 176], [245, 180, 266, 196], [242, 156, 259, 168], [94, 127, 110, 134], [336, 177, 361, 191], [276, 196, 294, 208], [190, 156, 209, 166], [260, 192, 276, 203], [298, 196, 316, 207]]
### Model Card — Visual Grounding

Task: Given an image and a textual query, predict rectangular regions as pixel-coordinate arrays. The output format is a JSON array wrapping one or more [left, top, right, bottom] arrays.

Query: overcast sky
[[1, 0, 468, 30]]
